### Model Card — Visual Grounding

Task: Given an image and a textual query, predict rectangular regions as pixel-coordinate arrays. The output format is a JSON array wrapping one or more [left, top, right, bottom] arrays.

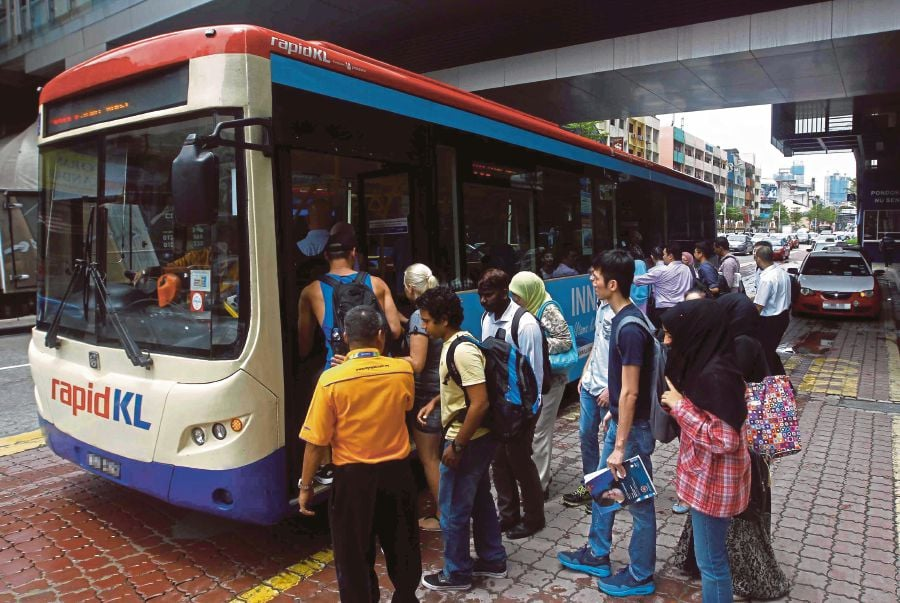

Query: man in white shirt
[[478, 269, 545, 539], [632, 243, 694, 327], [562, 298, 613, 507], [754, 245, 792, 374]]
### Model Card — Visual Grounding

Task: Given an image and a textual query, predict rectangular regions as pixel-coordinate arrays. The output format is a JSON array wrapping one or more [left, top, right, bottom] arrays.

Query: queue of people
[[294, 222, 792, 602]]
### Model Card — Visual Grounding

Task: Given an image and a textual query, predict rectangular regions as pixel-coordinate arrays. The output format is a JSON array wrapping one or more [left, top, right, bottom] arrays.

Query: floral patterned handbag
[[744, 375, 801, 459]]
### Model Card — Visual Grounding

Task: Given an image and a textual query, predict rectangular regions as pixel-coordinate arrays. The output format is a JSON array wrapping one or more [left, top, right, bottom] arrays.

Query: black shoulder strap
[[352, 271, 367, 284], [441, 335, 477, 437], [318, 274, 340, 288], [510, 305, 527, 348]]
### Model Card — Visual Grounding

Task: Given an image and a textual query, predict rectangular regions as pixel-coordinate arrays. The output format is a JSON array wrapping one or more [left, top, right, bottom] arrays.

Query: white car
[[811, 236, 837, 252]]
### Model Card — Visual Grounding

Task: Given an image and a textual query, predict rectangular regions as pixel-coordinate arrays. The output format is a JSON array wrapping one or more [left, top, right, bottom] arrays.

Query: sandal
[[418, 515, 441, 532]]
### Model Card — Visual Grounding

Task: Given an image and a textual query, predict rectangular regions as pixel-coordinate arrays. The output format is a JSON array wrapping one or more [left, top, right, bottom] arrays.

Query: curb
[[0, 315, 35, 335]]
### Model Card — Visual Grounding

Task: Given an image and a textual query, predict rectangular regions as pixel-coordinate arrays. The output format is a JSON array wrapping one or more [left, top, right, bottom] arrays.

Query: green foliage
[[726, 206, 743, 221], [564, 121, 608, 144], [806, 205, 837, 224]]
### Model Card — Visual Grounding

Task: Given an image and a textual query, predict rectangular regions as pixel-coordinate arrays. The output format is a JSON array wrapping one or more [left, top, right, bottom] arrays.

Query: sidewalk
[[361, 270, 899, 602]]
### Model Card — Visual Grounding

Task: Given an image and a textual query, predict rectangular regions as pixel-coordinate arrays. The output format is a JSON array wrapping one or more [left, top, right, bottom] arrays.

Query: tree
[[770, 202, 789, 228], [806, 205, 836, 226], [563, 121, 608, 144], [789, 210, 804, 226], [726, 206, 743, 222]]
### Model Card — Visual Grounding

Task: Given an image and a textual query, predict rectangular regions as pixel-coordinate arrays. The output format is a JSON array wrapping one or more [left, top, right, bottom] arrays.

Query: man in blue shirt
[[558, 249, 656, 598], [693, 241, 719, 294]]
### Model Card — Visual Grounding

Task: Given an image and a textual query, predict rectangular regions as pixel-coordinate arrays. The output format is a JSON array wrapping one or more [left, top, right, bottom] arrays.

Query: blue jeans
[[439, 435, 506, 580], [579, 387, 603, 476], [589, 419, 656, 582], [691, 509, 733, 603]]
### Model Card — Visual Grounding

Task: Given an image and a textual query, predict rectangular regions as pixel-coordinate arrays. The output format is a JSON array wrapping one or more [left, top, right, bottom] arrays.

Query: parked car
[[772, 237, 791, 261], [789, 248, 881, 319], [726, 233, 752, 255], [811, 236, 838, 252]]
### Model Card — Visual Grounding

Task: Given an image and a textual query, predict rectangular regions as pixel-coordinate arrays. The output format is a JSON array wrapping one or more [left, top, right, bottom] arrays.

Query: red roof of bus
[[40, 25, 706, 190]]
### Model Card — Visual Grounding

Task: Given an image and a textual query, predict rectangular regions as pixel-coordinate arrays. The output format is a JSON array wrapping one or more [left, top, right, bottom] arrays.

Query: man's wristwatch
[[450, 440, 466, 454], [297, 479, 314, 491]]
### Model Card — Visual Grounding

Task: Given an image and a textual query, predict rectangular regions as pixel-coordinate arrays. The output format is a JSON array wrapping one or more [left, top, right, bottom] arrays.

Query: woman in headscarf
[[672, 295, 789, 601], [659, 299, 751, 603], [509, 271, 573, 498], [681, 251, 698, 279]]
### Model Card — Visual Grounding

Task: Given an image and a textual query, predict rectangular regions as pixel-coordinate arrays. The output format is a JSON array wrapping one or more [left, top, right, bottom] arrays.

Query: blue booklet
[[584, 455, 657, 514]]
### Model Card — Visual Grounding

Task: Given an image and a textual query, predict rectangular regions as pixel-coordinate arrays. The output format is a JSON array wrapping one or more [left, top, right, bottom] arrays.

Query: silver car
[[726, 234, 752, 255]]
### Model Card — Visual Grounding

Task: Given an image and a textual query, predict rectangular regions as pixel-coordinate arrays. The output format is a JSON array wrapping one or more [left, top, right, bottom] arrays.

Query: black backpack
[[319, 272, 384, 355], [444, 332, 539, 442], [615, 314, 678, 443]]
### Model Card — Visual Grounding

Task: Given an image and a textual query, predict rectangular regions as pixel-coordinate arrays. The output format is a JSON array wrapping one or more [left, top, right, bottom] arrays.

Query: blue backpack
[[444, 331, 539, 442]]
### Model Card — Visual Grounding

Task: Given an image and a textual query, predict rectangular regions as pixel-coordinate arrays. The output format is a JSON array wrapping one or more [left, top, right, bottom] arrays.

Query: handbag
[[744, 375, 801, 458], [537, 300, 579, 372]]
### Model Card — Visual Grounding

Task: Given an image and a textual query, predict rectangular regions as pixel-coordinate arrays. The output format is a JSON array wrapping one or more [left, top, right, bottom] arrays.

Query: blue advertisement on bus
[[457, 275, 596, 382]]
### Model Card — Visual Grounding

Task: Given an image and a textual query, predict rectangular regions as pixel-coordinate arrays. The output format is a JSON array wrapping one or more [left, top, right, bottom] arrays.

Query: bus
[[30, 25, 715, 524]]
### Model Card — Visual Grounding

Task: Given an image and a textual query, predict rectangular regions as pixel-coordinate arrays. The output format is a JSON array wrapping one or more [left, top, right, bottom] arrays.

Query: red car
[[789, 249, 881, 319], [771, 237, 791, 261]]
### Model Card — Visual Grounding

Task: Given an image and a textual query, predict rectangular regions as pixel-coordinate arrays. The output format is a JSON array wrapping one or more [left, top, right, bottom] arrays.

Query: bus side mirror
[[172, 134, 219, 225]]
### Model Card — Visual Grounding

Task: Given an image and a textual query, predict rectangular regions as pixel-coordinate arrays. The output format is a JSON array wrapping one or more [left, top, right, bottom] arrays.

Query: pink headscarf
[[681, 251, 695, 266]]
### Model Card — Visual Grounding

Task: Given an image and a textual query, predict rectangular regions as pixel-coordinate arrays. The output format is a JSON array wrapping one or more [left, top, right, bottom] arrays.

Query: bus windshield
[[37, 114, 247, 359]]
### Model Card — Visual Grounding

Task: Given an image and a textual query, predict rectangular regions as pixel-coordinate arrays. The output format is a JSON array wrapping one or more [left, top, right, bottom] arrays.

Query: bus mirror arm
[[196, 118, 273, 157]]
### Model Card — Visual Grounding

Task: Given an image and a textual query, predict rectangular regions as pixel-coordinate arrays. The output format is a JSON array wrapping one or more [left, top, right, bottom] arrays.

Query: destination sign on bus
[[45, 65, 189, 136]]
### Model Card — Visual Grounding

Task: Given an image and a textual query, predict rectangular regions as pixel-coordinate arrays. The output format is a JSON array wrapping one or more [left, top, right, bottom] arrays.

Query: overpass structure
[[1, 0, 899, 259]]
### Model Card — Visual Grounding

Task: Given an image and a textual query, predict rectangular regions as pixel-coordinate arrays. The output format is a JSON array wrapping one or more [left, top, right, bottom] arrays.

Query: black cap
[[325, 223, 357, 253]]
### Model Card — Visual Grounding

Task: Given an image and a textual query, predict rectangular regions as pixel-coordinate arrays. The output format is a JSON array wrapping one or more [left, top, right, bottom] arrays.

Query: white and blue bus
[[30, 25, 715, 524]]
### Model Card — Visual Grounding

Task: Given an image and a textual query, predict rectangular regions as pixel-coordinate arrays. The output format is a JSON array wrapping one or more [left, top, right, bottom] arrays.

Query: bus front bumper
[[39, 417, 288, 525]]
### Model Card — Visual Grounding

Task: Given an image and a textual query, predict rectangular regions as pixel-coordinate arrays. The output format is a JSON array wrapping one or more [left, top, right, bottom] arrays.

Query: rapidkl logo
[[51, 379, 151, 431]]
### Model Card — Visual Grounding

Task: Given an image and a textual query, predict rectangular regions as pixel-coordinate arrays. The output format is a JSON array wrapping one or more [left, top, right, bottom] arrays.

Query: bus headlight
[[860, 290, 875, 298], [191, 427, 206, 446], [212, 423, 227, 440], [800, 287, 813, 296]]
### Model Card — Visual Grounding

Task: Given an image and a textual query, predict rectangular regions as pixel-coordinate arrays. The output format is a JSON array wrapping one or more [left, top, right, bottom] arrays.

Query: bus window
[[288, 149, 384, 285], [593, 176, 616, 254], [535, 168, 589, 278], [39, 114, 246, 359], [462, 182, 534, 281], [361, 171, 411, 294], [434, 146, 461, 290]]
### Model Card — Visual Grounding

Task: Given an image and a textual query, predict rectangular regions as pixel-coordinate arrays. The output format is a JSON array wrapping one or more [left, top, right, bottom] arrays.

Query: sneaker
[[313, 464, 335, 485], [421, 571, 471, 591], [472, 559, 507, 578], [672, 502, 690, 514], [562, 484, 592, 507], [557, 545, 611, 578], [598, 567, 655, 597]]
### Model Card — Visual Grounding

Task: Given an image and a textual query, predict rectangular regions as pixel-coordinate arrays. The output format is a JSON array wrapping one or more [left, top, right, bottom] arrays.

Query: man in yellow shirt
[[414, 287, 507, 592], [298, 306, 420, 602]]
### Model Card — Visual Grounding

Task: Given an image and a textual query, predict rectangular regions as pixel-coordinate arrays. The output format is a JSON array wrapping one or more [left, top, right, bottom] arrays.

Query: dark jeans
[[330, 458, 421, 602], [759, 309, 790, 374], [491, 415, 545, 529], [439, 435, 506, 580], [883, 249, 894, 267]]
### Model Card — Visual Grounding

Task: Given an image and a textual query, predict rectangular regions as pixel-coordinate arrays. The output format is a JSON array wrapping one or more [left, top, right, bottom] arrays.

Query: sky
[[655, 105, 856, 194]]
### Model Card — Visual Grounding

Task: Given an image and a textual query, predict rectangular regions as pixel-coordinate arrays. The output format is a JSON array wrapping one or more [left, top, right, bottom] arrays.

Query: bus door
[[358, 170, 413, 300]]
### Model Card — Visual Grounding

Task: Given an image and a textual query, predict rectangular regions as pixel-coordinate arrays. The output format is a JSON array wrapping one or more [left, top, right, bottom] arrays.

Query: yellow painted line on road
[[798, 358, 859, 397], [0, 429, 44, 457], [232, 548, 334, 602], [887, 339, 900, 403], [893, 417, 900, 543]]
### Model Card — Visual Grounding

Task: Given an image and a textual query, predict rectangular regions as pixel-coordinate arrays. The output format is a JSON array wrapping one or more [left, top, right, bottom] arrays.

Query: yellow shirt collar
[[348, 348, 380, 360]]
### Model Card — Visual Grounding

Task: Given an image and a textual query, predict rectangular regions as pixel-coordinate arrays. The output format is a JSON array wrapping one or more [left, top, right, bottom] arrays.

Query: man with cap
[[297, 222, 403, 482]]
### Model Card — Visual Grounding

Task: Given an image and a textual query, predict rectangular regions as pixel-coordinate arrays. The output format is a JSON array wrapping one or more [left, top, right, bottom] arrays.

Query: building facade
[[598, 117, 660, 163], [825, 172, 851, 206]]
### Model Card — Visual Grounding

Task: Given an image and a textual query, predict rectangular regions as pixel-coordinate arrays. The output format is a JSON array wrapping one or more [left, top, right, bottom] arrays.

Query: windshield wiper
[[44, 259, 153, 369]]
